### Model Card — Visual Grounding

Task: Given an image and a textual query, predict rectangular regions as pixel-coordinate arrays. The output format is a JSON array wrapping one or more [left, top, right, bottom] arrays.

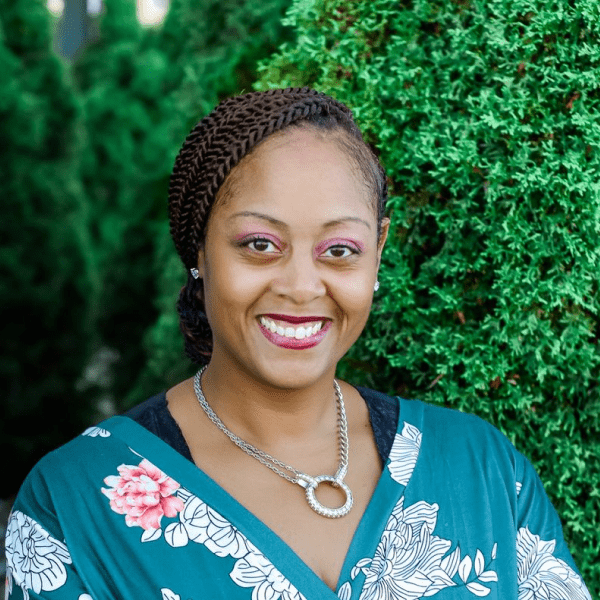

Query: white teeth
[[259, 317, 324, 339], [295, 327, 306, 340]]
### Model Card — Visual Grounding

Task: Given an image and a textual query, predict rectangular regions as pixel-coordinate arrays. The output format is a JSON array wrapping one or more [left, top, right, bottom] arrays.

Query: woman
[[5, 88, 591, 600]]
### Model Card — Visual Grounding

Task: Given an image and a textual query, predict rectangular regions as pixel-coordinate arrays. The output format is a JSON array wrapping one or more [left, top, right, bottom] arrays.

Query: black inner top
[[125, 386, 399, 466]]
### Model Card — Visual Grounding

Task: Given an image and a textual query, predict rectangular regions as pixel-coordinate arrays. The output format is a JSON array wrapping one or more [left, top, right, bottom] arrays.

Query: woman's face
[[197, 127, 388, 390]]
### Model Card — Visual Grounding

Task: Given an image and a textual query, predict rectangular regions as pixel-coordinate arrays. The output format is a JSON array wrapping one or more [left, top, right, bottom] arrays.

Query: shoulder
[[360, 389, 524, 472], [357, 387, 510, 446], [19, 395, 169, 498], [401, 396, 514, 446], [17, 391, 184, 501], [23, 419, 130, 486]]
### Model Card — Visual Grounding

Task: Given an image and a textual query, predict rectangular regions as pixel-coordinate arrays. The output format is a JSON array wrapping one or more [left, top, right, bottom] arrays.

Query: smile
[[257, 315, 331, 349], [259, 316, 323, 339]]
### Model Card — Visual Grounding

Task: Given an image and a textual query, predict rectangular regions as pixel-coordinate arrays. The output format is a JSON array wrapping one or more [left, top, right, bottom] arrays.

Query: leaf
[[351, 558, 371, 579], [161, 589, 180, 600], [479, 570, 499, 583], [491, 543, 497, 560], [466, 582, 491, 596], [337, 581, 352, 600], [441, 547, 461, 577], [475, 549, 485, 576], [141, 527, 162, 542], [458, 555, 472, 583], [164, 522, 189, 547]]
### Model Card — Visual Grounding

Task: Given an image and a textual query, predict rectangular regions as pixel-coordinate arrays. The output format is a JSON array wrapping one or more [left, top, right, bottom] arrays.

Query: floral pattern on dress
[[516, 527, 591, 600], [341, 497, 498, 599], [102, 459, 185, 531], [387, 423, 422, 486], [5, 510, 73, 600], [102, 459, 306, 600], [340, 421, 499, 599], [231, 545, 305, 600], [82, 426, 111, 438], [162, 589, 187, 600], [163, 491, 251, 558]]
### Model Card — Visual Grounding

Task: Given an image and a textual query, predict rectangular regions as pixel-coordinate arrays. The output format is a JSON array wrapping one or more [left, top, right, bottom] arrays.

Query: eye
[[244, 237, 280, 254], [321, 245, 357, 259]]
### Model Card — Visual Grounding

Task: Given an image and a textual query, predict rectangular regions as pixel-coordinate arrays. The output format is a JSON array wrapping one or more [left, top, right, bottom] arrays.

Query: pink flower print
[[102, 459, 184, 530]]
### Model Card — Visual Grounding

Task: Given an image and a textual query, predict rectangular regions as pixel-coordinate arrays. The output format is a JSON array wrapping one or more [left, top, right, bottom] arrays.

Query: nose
[[270, 250, 326, 304]]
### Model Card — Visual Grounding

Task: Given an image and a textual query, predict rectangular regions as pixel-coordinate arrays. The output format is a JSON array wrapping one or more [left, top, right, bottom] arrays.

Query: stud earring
[[190, 268, 200, 279], [374, 281, 380, 292]]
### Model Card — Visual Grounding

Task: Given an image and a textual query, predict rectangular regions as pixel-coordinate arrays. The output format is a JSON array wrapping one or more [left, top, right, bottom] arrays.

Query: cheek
[[205, 258, 268, 318], [333, 272, 375, 321]]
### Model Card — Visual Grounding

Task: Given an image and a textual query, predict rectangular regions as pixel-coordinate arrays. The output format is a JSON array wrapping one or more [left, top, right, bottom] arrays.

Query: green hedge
[[124, 0, 295, 404], [0, 0, 94, 497], [256, 0, 600, 592]]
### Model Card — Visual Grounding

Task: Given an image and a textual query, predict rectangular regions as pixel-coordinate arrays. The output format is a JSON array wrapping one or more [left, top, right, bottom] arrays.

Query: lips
[[257, 315, 332, 350], [263, 313, 329, 324]]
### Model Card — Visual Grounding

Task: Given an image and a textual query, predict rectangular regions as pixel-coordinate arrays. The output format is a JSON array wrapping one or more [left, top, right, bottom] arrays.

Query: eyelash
[[240, 236, 361, 259], [320, 245, 359, 259], [242, 236, 281, 254]]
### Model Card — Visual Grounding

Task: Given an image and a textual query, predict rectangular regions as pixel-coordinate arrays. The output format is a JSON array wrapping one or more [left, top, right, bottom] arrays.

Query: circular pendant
[[303, 475, 353, 518]]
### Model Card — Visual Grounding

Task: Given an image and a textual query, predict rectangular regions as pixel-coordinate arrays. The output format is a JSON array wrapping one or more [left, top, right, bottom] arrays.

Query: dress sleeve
[[5, 460, 94, 600], [514, 452, 592, 600]]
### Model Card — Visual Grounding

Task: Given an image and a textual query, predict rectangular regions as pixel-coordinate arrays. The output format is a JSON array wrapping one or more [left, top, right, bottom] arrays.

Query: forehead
[[211, 128, 375, 227]]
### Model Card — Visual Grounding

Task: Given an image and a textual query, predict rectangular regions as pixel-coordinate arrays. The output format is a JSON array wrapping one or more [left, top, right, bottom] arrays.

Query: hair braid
[[168, 87, 388, 365]]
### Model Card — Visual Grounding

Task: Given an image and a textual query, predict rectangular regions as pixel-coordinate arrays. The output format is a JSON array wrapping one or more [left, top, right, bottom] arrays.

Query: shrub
[[125, 0, 295, 404], [70, 0, 294, 408], [0, 0, 93, 497], [257, 0, 600, 591]]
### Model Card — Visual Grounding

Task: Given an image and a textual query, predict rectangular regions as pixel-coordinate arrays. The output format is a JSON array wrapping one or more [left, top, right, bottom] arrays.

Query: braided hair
[[168, 87, 388, 365]]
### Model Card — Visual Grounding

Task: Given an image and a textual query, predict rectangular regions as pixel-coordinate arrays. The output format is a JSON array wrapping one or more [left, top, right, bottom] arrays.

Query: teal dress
[[5, 392, 591, 600]]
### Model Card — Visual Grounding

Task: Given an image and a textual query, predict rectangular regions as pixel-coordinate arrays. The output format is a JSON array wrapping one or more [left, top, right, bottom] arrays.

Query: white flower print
[[387, 423, 422, 486], [230, 547, 305, 600], [516, 527, 591, 600], [338, 498, 498, 600], [5, 511, 72, 600], [356, 498, 455, 599], [112, 471, 300, 600], [348, 498, 497, 599], [82, 426, 111, 438], [516, 481, 522, 496], [164, 494, 251, 558], [338, 581, 352, 600]]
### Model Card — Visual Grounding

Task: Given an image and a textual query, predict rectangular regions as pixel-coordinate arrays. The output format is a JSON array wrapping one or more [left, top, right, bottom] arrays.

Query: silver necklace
[[193, 367, 353, 518]]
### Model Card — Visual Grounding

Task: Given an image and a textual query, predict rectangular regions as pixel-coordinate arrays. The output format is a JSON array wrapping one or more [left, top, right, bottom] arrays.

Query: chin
[[251, 358, 337, 392]]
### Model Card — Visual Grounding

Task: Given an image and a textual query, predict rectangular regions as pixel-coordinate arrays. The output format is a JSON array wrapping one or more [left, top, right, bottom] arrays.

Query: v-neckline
[[104, 403, 407, 598]]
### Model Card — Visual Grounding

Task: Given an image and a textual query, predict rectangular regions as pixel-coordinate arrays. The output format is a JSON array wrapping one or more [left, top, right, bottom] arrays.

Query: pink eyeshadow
[[314, 238, 365, 256], [233, 231, 282, 244]]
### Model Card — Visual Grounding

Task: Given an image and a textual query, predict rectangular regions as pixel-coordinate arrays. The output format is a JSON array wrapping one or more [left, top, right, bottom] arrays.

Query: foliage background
[[1, 0, 293, 498], [1, 0, 598, 595], [256, 0, 600, 590]]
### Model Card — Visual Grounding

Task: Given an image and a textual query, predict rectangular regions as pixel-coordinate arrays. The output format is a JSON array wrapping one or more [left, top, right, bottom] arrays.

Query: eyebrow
[[229, 211, 372, 230]]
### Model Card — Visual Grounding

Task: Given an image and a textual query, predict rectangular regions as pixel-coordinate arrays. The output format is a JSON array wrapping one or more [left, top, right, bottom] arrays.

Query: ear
[[196, 245, 206, 279], [376, 218, 390, 267]]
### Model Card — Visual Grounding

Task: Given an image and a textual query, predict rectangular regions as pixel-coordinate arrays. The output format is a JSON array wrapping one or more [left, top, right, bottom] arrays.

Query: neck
[[198, 357, 340, 447]]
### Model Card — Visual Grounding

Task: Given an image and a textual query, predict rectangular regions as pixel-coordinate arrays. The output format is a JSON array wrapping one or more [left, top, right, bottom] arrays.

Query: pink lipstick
[[264, 313, 328, 324], [258, 318, 332, 350]]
